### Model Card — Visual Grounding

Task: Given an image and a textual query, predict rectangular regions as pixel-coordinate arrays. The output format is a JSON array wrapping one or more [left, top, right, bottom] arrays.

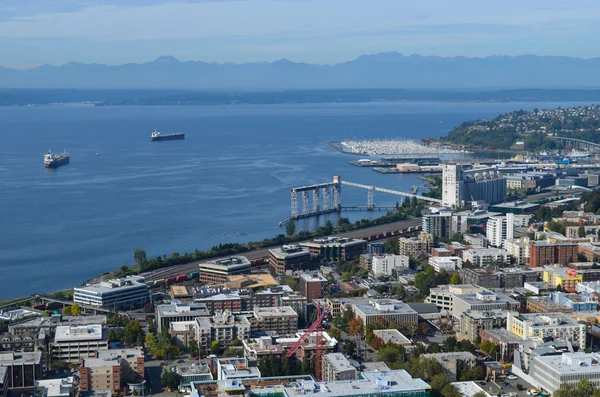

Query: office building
[[325, 298, 368, 318], [52, 324, 107, 362], [372, 254, 409, 277], [299, 272, 327, 302], [479, 329, 522, 362], [542, 265, 582, 292], [177, 363, 213, 391], [372, 329, 412, 347], [73, 276, 149, 310], [507, 311, 586, 348], [35, 377, 74, 397], [156, 303, 210, 333], [425, 284, 484, 312], [8, 314, 107, 336], [459, 309, 508, 342], [428, 256, 462, 272], [462, 248, 510, 267], [0, 367, 6, 397], [79, 348, 144, 397], [529, 242, 578, 267], [250, 307, 298, 335], [199, 256, 252, 284], [269, 245, 311, 275], [451, 291, 520, 321], [0, 351, 43, 389], [352, 299, 418, 326], [300, 237, 367, 262], [530, 353, 600, 393], [322, 353, 357, 381]]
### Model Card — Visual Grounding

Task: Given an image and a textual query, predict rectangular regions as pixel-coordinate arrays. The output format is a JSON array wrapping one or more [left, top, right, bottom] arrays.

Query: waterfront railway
[[140, 217, 423, 285]]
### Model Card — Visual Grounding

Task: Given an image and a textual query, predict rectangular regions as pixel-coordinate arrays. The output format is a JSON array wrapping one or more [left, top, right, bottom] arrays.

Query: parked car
[[527, 390, 539, 396], [507, 375, 518, 380]]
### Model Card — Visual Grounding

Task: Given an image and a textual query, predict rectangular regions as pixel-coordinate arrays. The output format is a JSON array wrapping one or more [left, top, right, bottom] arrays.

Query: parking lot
[[476, 371, 536, 397]]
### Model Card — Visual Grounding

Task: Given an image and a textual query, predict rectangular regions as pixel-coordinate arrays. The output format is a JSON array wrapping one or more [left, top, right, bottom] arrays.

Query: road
[[141, 217, 422, 282]]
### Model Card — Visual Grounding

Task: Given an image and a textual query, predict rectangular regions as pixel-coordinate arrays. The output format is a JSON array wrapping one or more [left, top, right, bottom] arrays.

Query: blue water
[[0, 101, 588, 299]]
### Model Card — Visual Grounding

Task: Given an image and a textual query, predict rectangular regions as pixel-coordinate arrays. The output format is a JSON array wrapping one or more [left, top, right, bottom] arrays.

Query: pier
[[281, 175, 441, 225]]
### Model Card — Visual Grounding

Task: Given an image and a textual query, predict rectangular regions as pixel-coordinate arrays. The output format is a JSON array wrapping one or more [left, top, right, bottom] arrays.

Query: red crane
[[286, 305, 328, 381]]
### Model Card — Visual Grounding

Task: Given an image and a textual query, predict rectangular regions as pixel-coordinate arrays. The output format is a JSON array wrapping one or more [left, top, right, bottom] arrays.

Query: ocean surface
[[0, 101, 588, 299]]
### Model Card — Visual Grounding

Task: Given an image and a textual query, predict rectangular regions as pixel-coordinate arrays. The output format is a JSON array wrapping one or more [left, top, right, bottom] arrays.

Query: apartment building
[[529, 242, 578, 267], [462, 248, 510, 267], [372, 254, 409, 277], [299, 273, 327, 302], [399, 236, 431, 258], [322, 353, 357, 381], [429, 256, 462, 272], [250, 307, 298, 335], [504, 238, 530, 265], [461, 267, 539, 289], [507, 311, 586, 348], [194, 311, 250, 348], [459, 309, 508, 342], [79, 348, 144, 397], [543, 265, 583, 292]]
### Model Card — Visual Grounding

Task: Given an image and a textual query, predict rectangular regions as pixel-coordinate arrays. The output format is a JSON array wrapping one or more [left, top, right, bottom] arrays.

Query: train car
[[165, 277, 176, 284], [175, 274, 189, 282], [252, 257, 265, 266], [154, 279, 165, 287], [189, 271, 199, 280], [32, 304, 47, 311]]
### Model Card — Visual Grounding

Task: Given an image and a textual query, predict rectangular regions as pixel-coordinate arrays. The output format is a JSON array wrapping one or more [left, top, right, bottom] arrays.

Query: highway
[[140, 217, 423, 283]]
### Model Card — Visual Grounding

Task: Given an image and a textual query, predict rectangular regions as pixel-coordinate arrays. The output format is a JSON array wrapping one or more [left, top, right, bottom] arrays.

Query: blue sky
[[1, 0, 600, 68]]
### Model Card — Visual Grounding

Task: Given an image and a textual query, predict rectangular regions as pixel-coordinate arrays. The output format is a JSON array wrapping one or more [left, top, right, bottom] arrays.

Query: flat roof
[[254, 306, 297, 317], [452, 381, 492, 397], [323, 353, 356, 373], [0, 351, 42, 365], [535, 353, 600, 375], [0, 366, 7, 381], [373, 329, 411, 345], [269, 246, 310, 259], [75, 276, 147, 295], [54, 324, 104, 342], [157, 303, 210, 317], [83, 348, 143, 367], [9, 315, 107, 330], [352, 299, 418, 317], [300, 273, 327, 282]]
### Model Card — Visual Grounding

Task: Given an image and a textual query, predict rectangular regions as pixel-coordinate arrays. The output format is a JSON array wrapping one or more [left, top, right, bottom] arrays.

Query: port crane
[[286, 305, 328, 381]]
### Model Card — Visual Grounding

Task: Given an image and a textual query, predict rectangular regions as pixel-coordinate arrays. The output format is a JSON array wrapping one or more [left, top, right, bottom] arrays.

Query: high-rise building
[[299, 272, 327, 302], [486, 214, 514, 247], [422, 211, 453, 239], [442, 165, 464, 207]]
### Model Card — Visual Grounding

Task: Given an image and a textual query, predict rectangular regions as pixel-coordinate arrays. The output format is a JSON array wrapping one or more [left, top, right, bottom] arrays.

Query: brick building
[[529, 242, 578, 267]]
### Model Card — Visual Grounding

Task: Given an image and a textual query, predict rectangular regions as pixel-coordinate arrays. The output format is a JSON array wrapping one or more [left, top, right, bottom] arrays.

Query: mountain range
[[4, 53, 600, 89]]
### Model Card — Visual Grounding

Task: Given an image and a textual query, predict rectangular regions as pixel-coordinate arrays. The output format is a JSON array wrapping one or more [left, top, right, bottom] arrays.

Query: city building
[[269, 245, 311, 275], [194, 311, 251, 348], [459, 309, 508, 342], [451, 291, 520, 320], [526, 297, 573, 314], [280, 294, 308, 321], [504, 238, 530, 265], [423, 211, 453, 239], [463, 233, 488, 247], [0, 367, 6, 397], [215, 357, 261, 381], [578, 243, 600, 262], [299, 272, 327, 302], [73, 276, 149, 310], [451, 381, 491, 397], [576, 281, 600, 294], [425, 284, 484, 312], [79, 348, 144, 397], [372, 254, 409, 277], [489, 201, 539, 215], [325, 298, 368, 318], [453, 210, 501, 236], [529, 242, 578, 267], [322, 353, 357, 381], [168, 321, 197, 347], [506, 311, 586, 348], [35, 377, 74, 397], [442, 165, 506, 207], [478, 329, 522, 362], [352, 299, 418, 326], [0, 331, 45, 353], [398, 236, 430, 258], [300, 237, 366, 262], [543, 265, 583, 292], [198, 256, 252, 284], [250, 307, 298, 335], [368, 243, 385, 256], [0, 351, 43, 389], [177, 363, 213, 391], [550, 291, 597, 311], [8, 314, 107, 336], [486, 214, 514, 248], [530, 353, 600, 393], [422, 352, 476, 381], [461, 267, 539, 289], [462, 248, 510, 267], [156, 303, 210, 333], [52, 324, 108, 362], [428, 256, 462, 272], [372, 329, 412, 347]]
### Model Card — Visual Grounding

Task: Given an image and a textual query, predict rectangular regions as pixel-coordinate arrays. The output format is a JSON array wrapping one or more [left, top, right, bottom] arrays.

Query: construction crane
[[286, 305, 328, 381]]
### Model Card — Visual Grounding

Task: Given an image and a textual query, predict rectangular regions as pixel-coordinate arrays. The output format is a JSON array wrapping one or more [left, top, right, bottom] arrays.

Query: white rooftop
[[36, 377, 74, 397], [54, 324, 103, 342]]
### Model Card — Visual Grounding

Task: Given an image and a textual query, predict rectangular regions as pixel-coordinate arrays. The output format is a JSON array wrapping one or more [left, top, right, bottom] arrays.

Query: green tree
[[285, 221, 296, 237], [223, 347, 244, 357], [385, 237, 400, 255], [161, 371, 181, 390], [579, 226, 587, 238], [211, 340, 220, 355], [145, 333, 157, 348], [280, 275, 299, 291], [301, 356, 311, 375], [62, 306, 72, 315], [324, 220, 334, 234], [449, 274, 461, 285], [134, 248, 147, 268], [343, 340, 356, 356], [281, 357, 290, 376]]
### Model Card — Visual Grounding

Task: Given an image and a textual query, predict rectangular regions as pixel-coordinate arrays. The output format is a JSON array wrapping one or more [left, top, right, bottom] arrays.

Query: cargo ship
[[151, 129, 185, 141], [44, 150, 70, 168]]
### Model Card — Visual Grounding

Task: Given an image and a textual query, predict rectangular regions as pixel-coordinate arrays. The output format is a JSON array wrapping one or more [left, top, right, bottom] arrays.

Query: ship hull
[[151, 133, 185, 141], [45, 157, 70, 168]]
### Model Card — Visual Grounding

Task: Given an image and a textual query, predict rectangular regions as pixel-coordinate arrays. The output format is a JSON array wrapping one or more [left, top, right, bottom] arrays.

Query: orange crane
[[286, 305, 328, 381]]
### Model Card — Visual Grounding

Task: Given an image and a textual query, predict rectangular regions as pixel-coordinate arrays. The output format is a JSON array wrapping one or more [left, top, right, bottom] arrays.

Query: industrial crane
[[286, 305, 328, 381]]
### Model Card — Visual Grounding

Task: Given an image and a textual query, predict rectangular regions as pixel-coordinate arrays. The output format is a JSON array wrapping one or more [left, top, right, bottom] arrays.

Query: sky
[[1, 0, 600, 68]]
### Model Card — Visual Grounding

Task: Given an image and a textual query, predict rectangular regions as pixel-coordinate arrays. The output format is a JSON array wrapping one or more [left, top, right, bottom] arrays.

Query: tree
[[161, 371, 181, 390], [280, 275, 299, 291], [442, 384, 461, 397], [281, 357, 290, 376], [449, 274, 461, 285], [579, 226, 587, 238], [62, 306, 72, 315], [348, 317, 364, 337], [324, 220, 334, 234], [285, 221, 296, 237], [134, 248, 147, 268], [211, 340, 220, 355], [146, 333, 157, 348], [385, 237, 400, 255], [223, 347, 244, 357], [343, 340, 356, 356]]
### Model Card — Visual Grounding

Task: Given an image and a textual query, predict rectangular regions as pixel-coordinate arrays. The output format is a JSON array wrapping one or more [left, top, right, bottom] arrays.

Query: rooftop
[[9, 315, 107, 330], [169, 321, 197, 332], [200, 256, 251, 269], [54, 324, 104, 343], [299, 273, 327, 283], [157, 303, 210, 317], [361, 362, 392, 372], [76, 276, 147, 294], [0, 351, 42, 365], [269, 245, 310, 259], [303, 236, 366, 246], [36, 377, 74, 397], [481, 328, 523, 342], [372, 329, 411, 345], [323, 353, 355, 373], [352, 299, 418, 317], [254, 306, 297, 318], [535, 352, 600, 374], [452, 381, 492, 397], [423, 352, 476, 360], [462, 309, 508, 320]]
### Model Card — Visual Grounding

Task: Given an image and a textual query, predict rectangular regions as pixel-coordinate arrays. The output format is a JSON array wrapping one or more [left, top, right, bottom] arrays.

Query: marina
[[340, 139, 465, 156]]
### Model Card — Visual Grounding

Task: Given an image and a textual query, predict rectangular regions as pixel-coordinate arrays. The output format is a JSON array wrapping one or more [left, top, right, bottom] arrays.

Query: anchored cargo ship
[[44, 150, 70, 168], [150, 129, 185, 141]]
